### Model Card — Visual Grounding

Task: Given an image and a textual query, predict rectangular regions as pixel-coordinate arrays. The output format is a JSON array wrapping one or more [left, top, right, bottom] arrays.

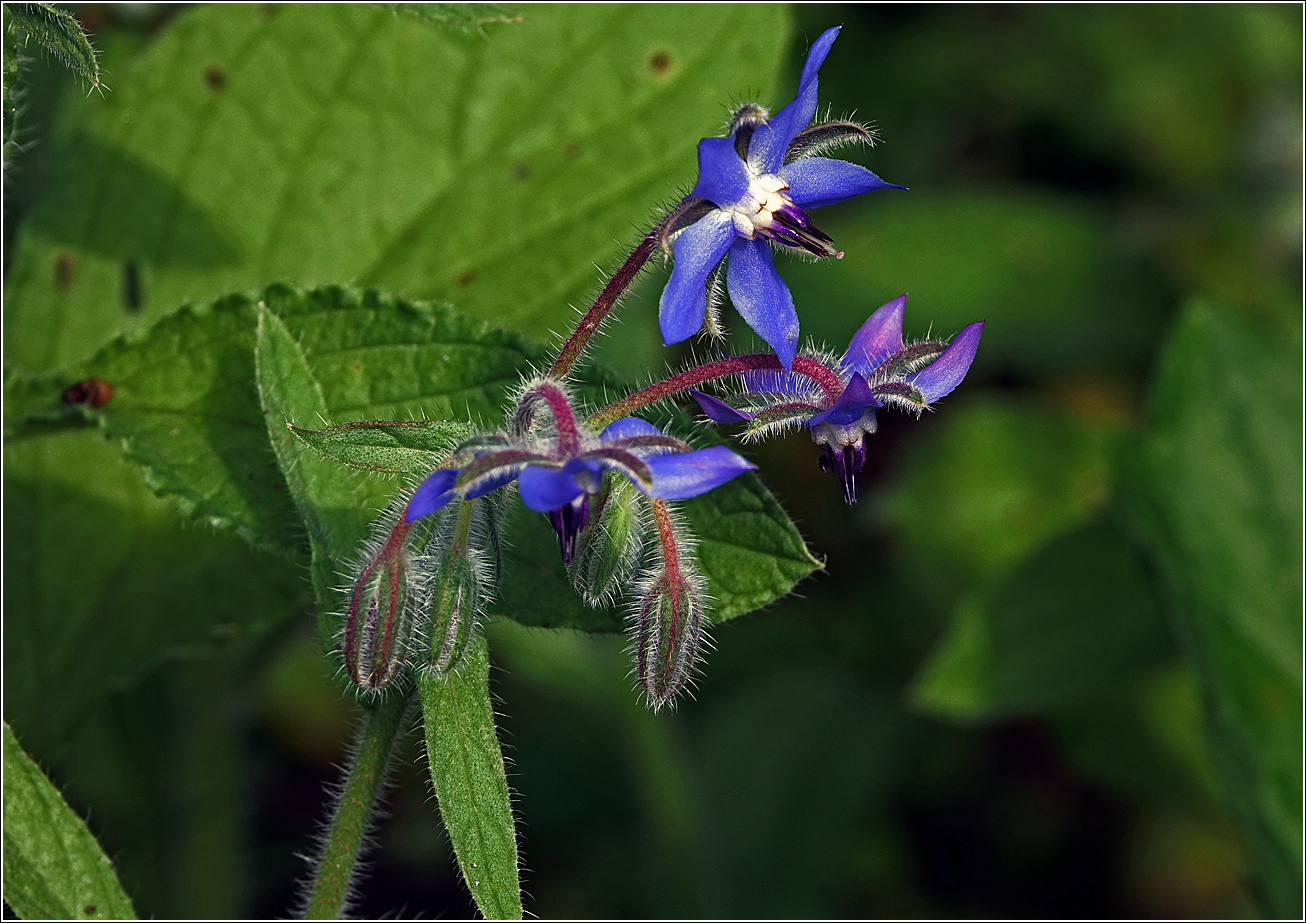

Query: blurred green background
[[4, 4, 1300, 919]]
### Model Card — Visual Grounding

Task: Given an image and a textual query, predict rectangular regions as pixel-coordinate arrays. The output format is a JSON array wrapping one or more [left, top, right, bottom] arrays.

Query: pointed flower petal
[[518, 463, 586, 512], [908, 321, 984, 403], [407, 468, 459, 520], [809, 372, 879, 427], [782, 157, 906, 210], [843, 294, 907, 375], [600, 417, 664, 442], [747, 27, 841, 172], [689, 136, 751, 205], [726, 237, 800, 370], [691, 389, 754, 423], [659, 211, 736, 346], [645, 446, 756, 500]]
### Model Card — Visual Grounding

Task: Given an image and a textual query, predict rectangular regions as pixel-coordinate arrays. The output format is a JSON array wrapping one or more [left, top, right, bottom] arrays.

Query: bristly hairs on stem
[[297, 690, 415, 919], [548, 203, 678, 380]]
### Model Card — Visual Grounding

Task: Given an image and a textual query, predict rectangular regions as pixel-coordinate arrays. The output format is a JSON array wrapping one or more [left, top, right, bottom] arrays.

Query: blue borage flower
[[691, 294, 983, 504], [658, 26, 905, 370], [406, 381, 755, 562]]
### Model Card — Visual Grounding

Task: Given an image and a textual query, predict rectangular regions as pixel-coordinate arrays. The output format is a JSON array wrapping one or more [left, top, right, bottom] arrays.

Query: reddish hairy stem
[[548, 224, 665, 379], [650, 498, 680, 581], [588, 354, 844, 428]]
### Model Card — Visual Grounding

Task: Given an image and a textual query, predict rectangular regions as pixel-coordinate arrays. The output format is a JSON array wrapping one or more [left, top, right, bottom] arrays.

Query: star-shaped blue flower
[[659, 26, 905, 370], [407, 416, 755, 562], [692, 294, 983, 503]]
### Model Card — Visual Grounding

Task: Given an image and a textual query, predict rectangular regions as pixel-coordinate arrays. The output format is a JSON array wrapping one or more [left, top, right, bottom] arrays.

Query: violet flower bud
[[633, 500, 707, 711], [342, 514, 419, 692]]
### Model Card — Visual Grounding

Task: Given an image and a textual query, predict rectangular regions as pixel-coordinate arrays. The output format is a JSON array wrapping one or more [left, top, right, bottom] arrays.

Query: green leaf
[[880, 399, 1117, 605], [379, 2, 521, 30], [2, 430, 306, 763], [8, 282, 818, 636], [3, 4, 790, 371], [290, 420, 475, 474], [680, 470, 822, 622], [911, 517, 1172, 720], [420, 633, 522, 920], [6, 2, 100, 89], [1120, 303, 1302, 915], [2, 721, 136, 920], [254, 300, 371, 660], [4, 283, 545, 551]]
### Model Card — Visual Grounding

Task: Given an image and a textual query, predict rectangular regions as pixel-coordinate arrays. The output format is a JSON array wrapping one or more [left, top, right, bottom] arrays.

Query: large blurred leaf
[[1120, 303, 1302, 915], [2, 721, 136, 920], [1, 430, 305, 761], [911, 517, 1171, 719], [3, 3, 790, 371], [381, 3, 521, 31], [879, 399, 1116, 604]]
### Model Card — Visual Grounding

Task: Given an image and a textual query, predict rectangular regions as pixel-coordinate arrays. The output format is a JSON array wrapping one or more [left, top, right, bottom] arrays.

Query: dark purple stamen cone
[[818, 442, 866, 505], [547, 494, 591, 563]]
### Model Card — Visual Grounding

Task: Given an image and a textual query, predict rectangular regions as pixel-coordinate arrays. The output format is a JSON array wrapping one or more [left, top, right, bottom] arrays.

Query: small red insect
[[63, 377, 114, 409]]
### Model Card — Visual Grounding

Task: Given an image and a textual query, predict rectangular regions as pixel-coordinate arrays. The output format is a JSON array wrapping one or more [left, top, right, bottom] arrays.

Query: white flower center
[[727, 171, 791, 239]]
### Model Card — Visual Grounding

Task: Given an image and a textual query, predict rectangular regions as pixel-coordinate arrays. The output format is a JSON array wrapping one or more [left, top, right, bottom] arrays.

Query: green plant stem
[[304, 690, 413, 919]]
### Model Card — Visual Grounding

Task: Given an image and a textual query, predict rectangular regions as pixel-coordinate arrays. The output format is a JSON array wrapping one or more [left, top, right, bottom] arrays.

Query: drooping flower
[[692, 294, 983, 504], [659, 26, 906, 370], [406, 381, 755, 562]]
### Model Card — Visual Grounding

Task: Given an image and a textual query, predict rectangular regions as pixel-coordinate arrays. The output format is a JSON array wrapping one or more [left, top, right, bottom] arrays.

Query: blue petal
[[843, 295, 906, 376], [746, 27, 841, 173], [783, 157, 906, 210], [689, 136, 750, 205], [464, 466, 521, 500], [659, 211, 736, 346], [798, 26, 841, 93], [691, 389, 753, 423], [726, 237, 800, 370], [600, 417, 664, 442], [808, 372, 878, 427], [908, 321, 985, 403], [645, 446, 756, 500], [406, 468, 459, 521], [517, 464, 585, 513]]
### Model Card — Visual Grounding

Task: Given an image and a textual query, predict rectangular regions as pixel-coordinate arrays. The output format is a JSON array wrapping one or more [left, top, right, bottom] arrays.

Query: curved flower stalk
[[659, 26, 906, 369], [692, 295, 984, 504], [405, 379, 756, 562]]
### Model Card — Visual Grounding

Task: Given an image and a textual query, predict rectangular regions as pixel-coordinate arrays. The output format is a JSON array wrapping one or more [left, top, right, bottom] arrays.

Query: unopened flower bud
[[568, 475, 648, 607], [634, 567, 706, 712], [632, 499, 707, 711], [418, 498, 499, 675], [342, 519, 418, 692]]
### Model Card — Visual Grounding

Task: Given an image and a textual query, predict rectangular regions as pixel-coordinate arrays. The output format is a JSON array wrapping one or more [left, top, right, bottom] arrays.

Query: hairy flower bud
[[632, 500, 707, 711], [568, 475, 648, 607], [342, 518, 418, 692], [417, 498, 500, 675]]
